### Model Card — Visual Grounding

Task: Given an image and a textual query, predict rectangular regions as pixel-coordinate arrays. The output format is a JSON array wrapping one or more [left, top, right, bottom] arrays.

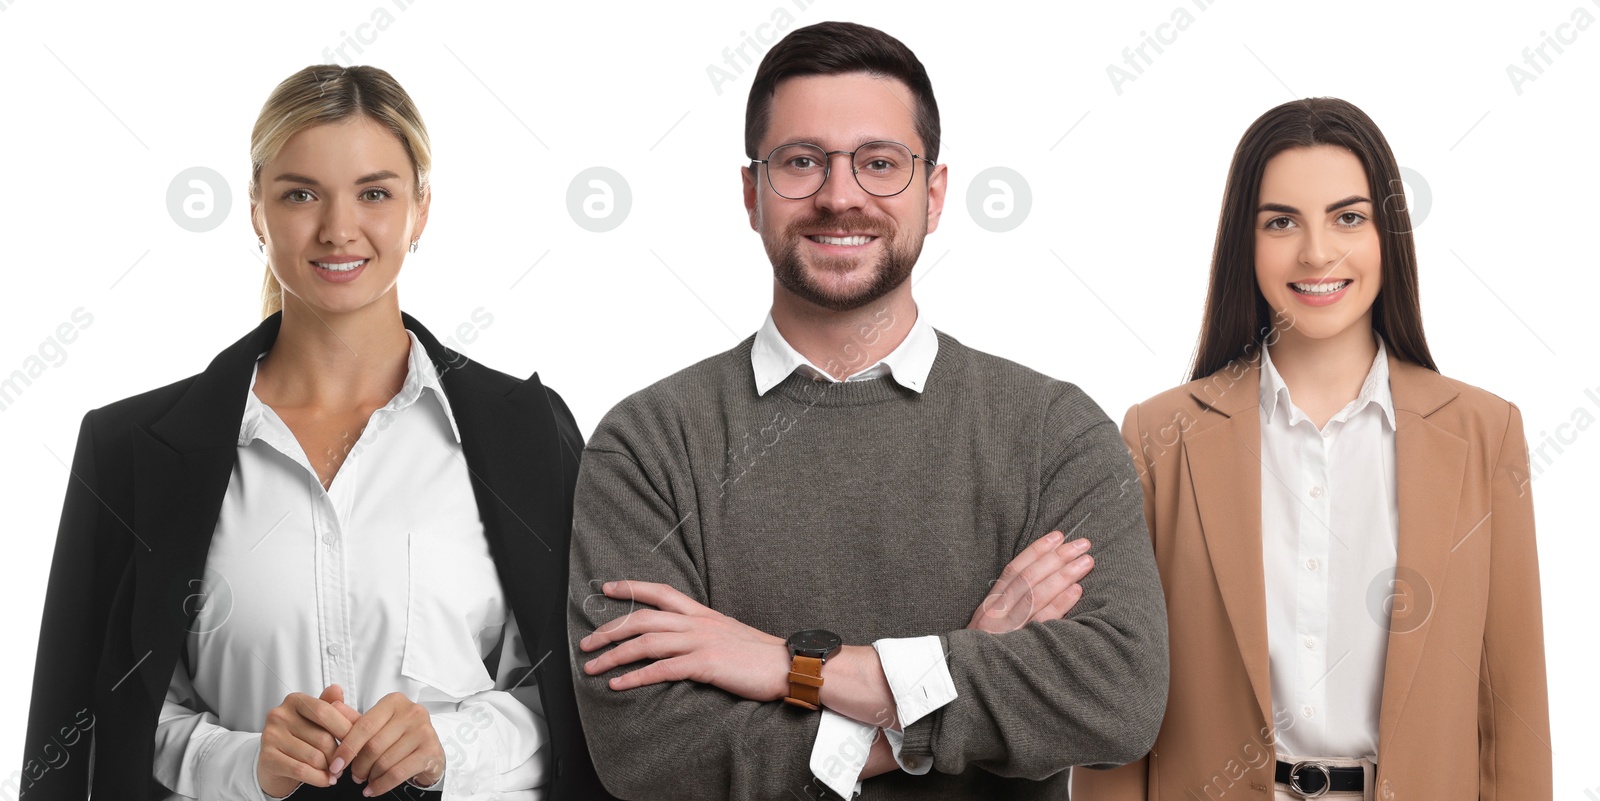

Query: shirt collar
[[239, 329, 461, 446], [751, 307, 938, 396], [1259, 334, 1396, 430]]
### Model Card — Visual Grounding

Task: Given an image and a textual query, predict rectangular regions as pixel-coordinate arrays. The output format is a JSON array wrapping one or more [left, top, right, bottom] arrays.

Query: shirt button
[[1306, 558, 1320, 571], [327, 643, 343, 657], [1304, 637, 1316, 650], [322, 531, 337, 545], [1302, 705, 1315, 718], [903, 756, 922, 770], [1309, 486, 1324, 499]]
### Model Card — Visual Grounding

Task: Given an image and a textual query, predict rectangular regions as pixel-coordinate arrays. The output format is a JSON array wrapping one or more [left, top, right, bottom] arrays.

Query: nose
[[319, 195, 359, 246], [810, 151, 869, 215], [1298, 224, 1345, 275]]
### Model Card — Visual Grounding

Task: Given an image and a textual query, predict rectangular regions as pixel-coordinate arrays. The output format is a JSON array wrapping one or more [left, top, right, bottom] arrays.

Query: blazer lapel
[[129, 313, 284, 707], [1184, 359, 1274, 732], [1376, 353, 1467, 754], [406, 315, 588, 791], [404, 315, 571, 637]]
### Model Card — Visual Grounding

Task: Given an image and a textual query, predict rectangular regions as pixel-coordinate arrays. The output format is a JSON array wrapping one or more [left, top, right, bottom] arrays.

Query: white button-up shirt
[[152, 330, 548, 800], [1259, 337, 1398, 761], [750, 308, 957, 798]]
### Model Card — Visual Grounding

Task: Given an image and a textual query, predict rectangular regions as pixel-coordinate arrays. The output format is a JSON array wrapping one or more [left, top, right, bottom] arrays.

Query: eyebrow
[[271, 170, 402, 186], [773, 137, 903, 151], [1258, 195, 1373, 215]]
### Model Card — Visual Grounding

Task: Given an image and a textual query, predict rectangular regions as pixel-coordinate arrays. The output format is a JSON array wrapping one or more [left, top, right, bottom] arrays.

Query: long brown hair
[[249, 65, 432, 319], [1189, 97, 1436, 381]]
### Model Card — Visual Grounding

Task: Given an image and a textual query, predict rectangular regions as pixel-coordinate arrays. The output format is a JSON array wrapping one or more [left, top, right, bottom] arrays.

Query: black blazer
[[20, 312, 612, 800]]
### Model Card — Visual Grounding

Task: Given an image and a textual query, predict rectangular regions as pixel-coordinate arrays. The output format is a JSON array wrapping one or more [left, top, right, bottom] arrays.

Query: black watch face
[[787, 628, 842, 658]]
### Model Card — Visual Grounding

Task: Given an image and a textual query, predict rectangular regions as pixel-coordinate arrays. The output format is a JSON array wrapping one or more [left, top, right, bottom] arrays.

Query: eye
[[862, 158, 894, 172], [1263, 216, 1295, 230], [1336, 211, 1366, 227], [284, 189, 314, 203], [361, 188, 392, 202], [785, 156, 819, 170]]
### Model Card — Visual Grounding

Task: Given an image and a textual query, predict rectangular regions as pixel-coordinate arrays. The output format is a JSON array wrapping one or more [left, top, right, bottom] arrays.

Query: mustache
[[782, 211, 894, 239]]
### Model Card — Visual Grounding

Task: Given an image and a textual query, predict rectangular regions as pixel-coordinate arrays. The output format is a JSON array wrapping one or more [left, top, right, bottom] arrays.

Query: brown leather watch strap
[[784, 655, 826, 710]]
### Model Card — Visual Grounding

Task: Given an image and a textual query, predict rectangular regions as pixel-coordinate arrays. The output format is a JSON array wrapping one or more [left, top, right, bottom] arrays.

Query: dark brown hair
[[744, 21, 940, 162], [1189, 97, 1436, 381]]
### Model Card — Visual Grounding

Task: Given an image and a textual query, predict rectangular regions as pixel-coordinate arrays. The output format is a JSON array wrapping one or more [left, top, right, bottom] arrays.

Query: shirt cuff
[[872, 635, 957, 773], [808, 708, 878, 799], [193, 729, 289, 801]]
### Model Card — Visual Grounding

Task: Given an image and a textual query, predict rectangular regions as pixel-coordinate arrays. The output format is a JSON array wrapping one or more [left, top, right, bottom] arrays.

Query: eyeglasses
[[751, 141, 934, 200]]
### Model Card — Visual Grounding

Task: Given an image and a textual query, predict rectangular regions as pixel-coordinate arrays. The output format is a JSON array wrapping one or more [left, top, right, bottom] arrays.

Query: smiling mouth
[[1291, 279, 1350, 296], [807, 235, 877, 246], [313, 259, 368, 272]]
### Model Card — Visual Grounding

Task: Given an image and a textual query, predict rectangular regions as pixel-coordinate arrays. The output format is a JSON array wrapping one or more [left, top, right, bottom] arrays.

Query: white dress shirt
[[152, 330, 548, 801], [1258, 336, 1398, 761], [749, 308, 958, 798]]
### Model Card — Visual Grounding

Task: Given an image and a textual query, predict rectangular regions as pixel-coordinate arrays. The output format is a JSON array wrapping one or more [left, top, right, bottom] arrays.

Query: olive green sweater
[[568, 331, 1168, 800]]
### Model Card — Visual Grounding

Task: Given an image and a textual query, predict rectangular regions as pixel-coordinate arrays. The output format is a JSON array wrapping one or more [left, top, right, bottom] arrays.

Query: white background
[[1, 0, 1595, 794]]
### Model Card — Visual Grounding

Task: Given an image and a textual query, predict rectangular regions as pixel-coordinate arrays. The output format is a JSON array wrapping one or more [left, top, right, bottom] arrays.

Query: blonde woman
[[21, 65, 609, 800]]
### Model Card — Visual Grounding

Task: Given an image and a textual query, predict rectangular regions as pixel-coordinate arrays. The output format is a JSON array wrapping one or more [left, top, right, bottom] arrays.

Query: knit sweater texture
[[568, 331, 1168, 800]]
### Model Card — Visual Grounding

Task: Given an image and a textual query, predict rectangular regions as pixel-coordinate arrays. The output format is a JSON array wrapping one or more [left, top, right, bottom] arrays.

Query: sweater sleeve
[[1069, 402, 1158, 798], [895, 387, 1170, 780], [567, 437, 829, 801]]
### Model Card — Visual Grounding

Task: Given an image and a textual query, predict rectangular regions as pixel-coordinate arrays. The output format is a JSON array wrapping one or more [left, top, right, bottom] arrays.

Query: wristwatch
[[784, 629, 842, 710]]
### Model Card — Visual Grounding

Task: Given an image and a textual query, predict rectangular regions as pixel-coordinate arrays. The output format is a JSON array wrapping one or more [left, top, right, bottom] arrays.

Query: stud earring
[[409, 239, 419, 254]]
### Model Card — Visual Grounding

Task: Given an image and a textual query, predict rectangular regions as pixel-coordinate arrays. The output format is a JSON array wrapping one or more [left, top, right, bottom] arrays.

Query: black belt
[[1275, 759, 1365, 797]]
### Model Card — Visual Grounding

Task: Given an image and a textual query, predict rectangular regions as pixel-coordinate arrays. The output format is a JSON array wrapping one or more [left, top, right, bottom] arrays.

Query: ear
[[250, 201, 263, 243], [924, 161, 948, 235], [741, 165, 759, 232], [412, 186, 432, 242]]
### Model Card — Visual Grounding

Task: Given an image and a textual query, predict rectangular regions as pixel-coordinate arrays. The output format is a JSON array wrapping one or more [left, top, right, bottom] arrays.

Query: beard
[[765, 209, 924, 312]]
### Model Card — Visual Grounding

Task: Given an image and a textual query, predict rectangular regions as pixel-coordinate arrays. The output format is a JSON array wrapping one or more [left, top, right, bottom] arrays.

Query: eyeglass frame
[[749, 140, 937, 200]]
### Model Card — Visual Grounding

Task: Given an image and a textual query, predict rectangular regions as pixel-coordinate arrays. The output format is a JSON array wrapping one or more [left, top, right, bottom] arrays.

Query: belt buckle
[[1289, 760, 1332, 798]]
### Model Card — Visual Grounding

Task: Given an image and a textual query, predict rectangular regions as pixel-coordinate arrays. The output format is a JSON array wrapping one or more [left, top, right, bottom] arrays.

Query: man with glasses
[[568, 21, 1168, 800]]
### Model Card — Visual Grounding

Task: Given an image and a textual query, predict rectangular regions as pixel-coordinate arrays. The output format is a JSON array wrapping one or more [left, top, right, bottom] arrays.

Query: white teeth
[[314, 259, 367, 272], [1292, 279, 1350, 295], [809, 235, 873, 246]]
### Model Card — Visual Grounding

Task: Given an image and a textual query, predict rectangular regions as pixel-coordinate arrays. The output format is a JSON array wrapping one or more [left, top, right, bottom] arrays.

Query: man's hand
[[256, 689, 357, 797], [578, 580, 790, 701], [968, 531, 1094, 633], [328, 692, 446, 796]]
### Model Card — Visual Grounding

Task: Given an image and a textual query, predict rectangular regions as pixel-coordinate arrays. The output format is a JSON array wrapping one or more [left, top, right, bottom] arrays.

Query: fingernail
[[1048, 531, 1064, 544], [362, 790, 373, 798], [1073, 538, 1091, 551], [330, 758, 345, 773], [603, 581, 616, 592]]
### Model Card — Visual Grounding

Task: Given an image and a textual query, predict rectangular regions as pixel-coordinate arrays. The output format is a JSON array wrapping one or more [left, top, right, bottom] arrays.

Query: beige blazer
[[1072, 351, 1551, 800]]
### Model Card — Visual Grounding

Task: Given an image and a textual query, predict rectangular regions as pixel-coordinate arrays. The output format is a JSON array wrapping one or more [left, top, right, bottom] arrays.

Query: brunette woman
[[1073, 98, 1550, 800]]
